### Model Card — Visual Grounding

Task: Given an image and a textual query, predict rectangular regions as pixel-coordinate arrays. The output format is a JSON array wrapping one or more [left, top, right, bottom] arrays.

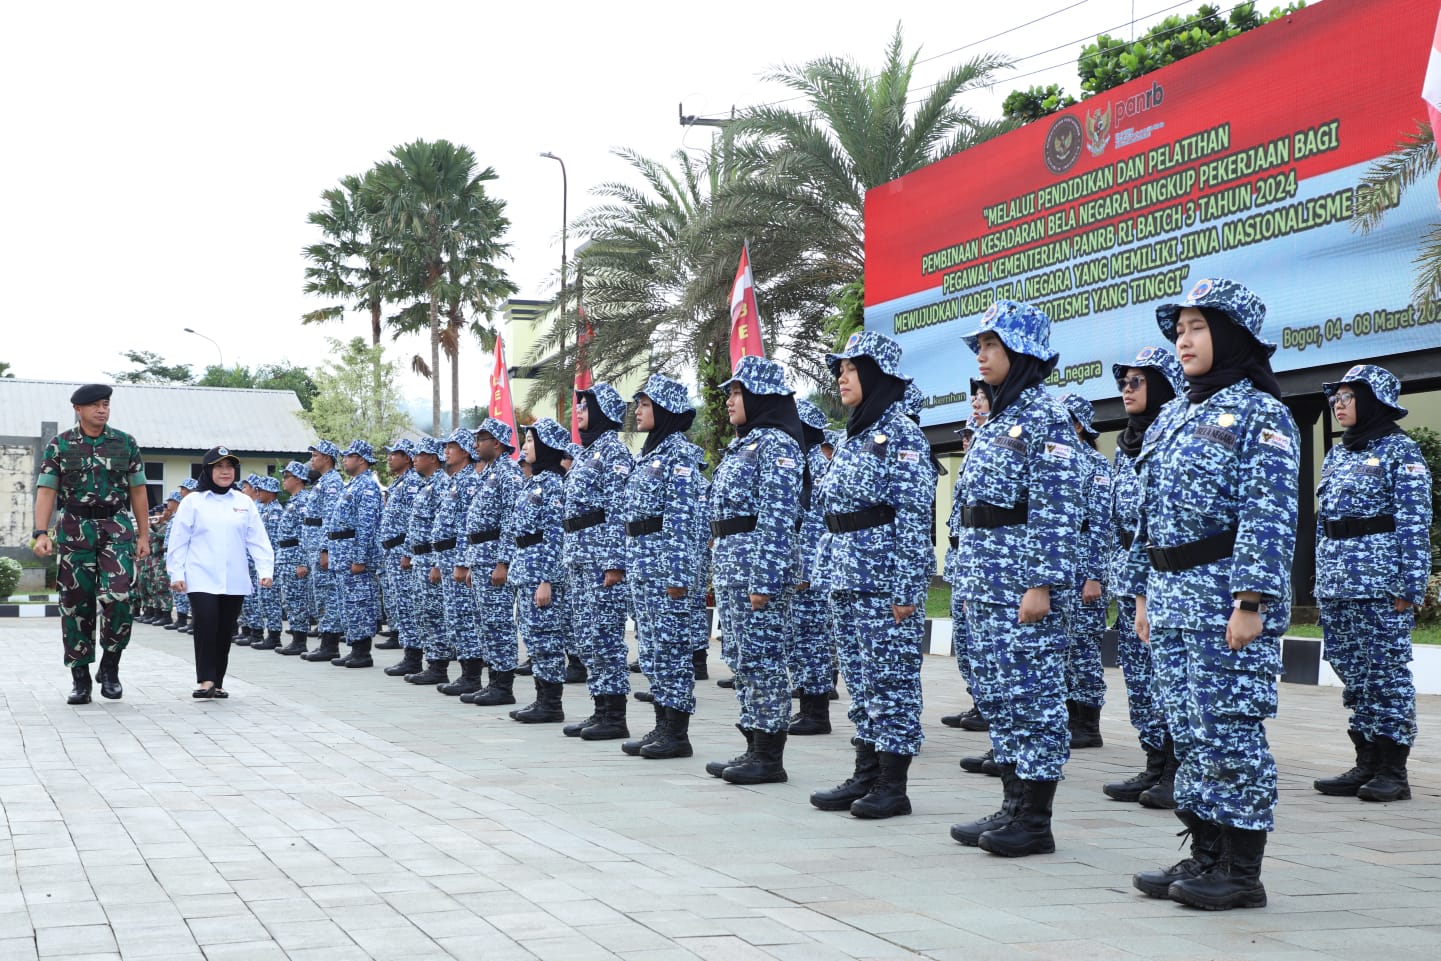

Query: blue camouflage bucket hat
[[961, 300, 1058, 361], [180, 477, 199, 491], [416, 436, 445, 458], [254, 475, 281, 494], [796, 399, 827, 431], [342, 439, 377, 464], [578, 382, 627, 425], [281, 460, 309, 479], [903, 382, 927, 417], [822, 428, 843, 449], [635, 374, 694, 414], [1057, 392, 1098, 437], [1112, 345, 1187, 396], [720, 355, 794, 396], [443, 427, 479, 461], [826, 330, 909, 380], [1156, 277, 1274, 356], [242, 473, 260, 488], [385, 438, 416, 458], [167, 489, 183, 503], [527, 417, 572, 455], [475, 417, 516, 451], [308, 440, 341, 461], [1323, 364, 1408, 418]]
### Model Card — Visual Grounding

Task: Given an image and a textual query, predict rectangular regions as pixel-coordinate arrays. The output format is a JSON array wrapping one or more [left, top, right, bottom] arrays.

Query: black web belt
[[626, 516, 662, 536], [411, 542, 433, 555], [64, 501, 121, 519], [432, 537, 458, 551], [328, 529, 355, 540], [1323, 514, 1396, 539], [710, 515, 758, 538], [303, 518, 323, 526], [1118, 530, 1135, 550], [515, 531, 543, 548], [467, 529, 501, 544], [824, 504, 896, 534], [959, 502, 1027, 529], [277, 537, 301, 549], [380, 535, 405, 549], [564, 510, 606, 533], [1147, 530, 1236, 573]]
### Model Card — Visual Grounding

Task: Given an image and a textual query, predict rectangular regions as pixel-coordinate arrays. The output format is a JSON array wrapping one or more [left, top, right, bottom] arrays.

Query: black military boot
[[633, 690, 655, 703], [1168, 826, 1268, 910], [979, 779, 1057, 856], [628, 659, 642, 673], [514, 657, 533, 676], [622, 703, 667, 756], [373, 632, 402, 650], [951, 764, 1022, 845], [1105, 739, 1169, 802], [277, 631, 309, 656], [1139, 739, 1179, 808], [251, 629, 281, 651], [810, 739, 880, 810], [1070, 702, 1103, 748], [1133, 810, 1224, 897], [179, 618, 194, 634], [153, 610, 174, 627], [692, 649, 708, 680], [722, 730, 788, 784], [707, 726, 756, 777], [67, 665, 92, 705], [301, 632, 342, 662], [563, 697, 603, 736], [960, 707, 989, 731], [850, 752, 912, 819], [563, 653, 588, 684], [580, 694, 630, 740], [1314, 729, 1377, 797], [405, 659, 450, 685], [513, 678, 565, 723], [788, 693, 832, 736], [468, 670, 517, 706], [438, 658, 484, 694], [337, 638, 373, 668], [959, 747, 996, 774], [1358, 736, 1412, 802], [96, 650, 123, 700], [716, 676, 735, 689], [640, 707, 693, 758], [385, 648, 423, 676], [233, 627, 253, 647]]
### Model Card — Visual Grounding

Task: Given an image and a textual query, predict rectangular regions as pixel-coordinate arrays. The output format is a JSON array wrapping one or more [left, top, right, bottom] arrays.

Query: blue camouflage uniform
[[276, 464, 312, 633], [622, 375, 703, 715], [329, 441, 384, 646], [562, 387, 634, 697], [1056, 392, 1113, 713], [406, 439, 446, 661], [944, 415, 987, 708], [305, 441, 346, 633], [239, 474, 262, 632], [816, 332, 936, 757], [787, 400, 835, 697], [429, 429, 484, 661], [687, 443, 713, 656], [1316, 366, 1431, 750], [378, 441, 422, 651], [172, 478, 199, 617], [1126, 278, 1298, 833], [712, 357, 804, 735], [254, 477, 285, 633], [464, 420, 524, 671], [501, 418, 572, 684]]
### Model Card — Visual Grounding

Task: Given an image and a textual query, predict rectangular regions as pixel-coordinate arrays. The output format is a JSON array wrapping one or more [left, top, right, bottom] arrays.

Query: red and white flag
[[571, 268, 594, 444], [1423, 5, 1441, 199], [489, 334, 520, 460], [728, 242, 766, 371]]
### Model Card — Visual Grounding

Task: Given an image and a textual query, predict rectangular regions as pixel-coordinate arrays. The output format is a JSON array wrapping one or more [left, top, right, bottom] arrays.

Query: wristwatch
[[1233, 598, 1267, 613], [32, 529, 49, 540]]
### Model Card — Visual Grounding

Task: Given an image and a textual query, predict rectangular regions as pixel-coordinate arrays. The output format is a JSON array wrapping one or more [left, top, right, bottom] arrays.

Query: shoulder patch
[[896, 450, 921, 464], [1258, 428, 1293, 453], [1094, 473, 1111, 486], [673, 465, 692, 477], [776, 456, 797, 469], [613, 464, 631, 475], [1403, 463, 1428, 475], [1042, 441, 1075, 462]]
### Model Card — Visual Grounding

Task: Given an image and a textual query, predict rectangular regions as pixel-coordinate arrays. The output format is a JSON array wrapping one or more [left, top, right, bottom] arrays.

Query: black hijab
[[801, 424, 825, 450], [578, 391, 620, 449], [980, 347, 1057, 420], [1185, 307, 1283, 404], [737, 386, 812, 509], [845, 356, 909, 438], [527, 430, 567, 477], [641, 404, 696, 456], [1116, 367, 1177, 459], [197, 461, 238, 495], [1340, 381, 1405, 452]]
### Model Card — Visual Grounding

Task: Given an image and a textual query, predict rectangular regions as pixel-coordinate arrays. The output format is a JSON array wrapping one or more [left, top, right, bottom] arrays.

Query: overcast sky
[[1, 0, 1210, 417]]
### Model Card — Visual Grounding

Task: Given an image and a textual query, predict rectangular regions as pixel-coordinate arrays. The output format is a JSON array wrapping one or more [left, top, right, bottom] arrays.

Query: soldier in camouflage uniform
[[784, 399, 836, 737], [248, 476, 285, 649], [559, 387, 634, 737], [1127, 278, 1298, 910], [275, 462, 314, 655], [1102, 347, 1184, 806], [391, 439, 445, 679], [1312, 365, 1431, 804], [139, 497, 176, 625], [166, 478, 199, 634], [947, 302, 1084, 856], [703, 356, 804, 784], [620, 375, 704, 759], [808, 332, 935, 820], [237, 473, 262, 643], [32, 384, 150, 704], [298, 440, 344, 658], [459, 420, 524, 705], [376, 440, 421, 660], [942, 392, 991, 733], [417, 429, 484, 687], [324, 441, 385, 668]]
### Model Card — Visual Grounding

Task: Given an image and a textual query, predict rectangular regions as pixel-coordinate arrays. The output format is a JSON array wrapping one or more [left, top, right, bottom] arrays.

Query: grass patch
[[1286, 621, 1441, 645], [926, 582, 951, 620]]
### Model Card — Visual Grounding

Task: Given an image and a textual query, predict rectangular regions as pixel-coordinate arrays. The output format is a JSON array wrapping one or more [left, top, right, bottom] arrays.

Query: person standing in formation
[[424, 429, 485, 689], [376, 440, 421, 659], [299, 441, 344, 659], [166, 478, 199, 635], [398, 438, 447, 683], [275, 461, 315, 656], [248, 475, 285, 650], [459, 419, 525, 707], [327, 441, 384, 668], [943, 383, 990, 734], [785, 399, 837, 737]]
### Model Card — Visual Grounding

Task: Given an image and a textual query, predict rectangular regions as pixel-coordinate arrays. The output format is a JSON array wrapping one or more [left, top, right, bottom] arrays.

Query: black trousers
[[189, 592, 243, 687]]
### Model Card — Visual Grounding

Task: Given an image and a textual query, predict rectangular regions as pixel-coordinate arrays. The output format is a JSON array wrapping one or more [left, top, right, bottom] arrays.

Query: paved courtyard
[[0, 617, 1437, 961]]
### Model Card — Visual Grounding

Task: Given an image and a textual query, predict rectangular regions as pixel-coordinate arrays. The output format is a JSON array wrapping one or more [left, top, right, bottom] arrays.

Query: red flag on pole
[[729, 242, 766, 371], [571, 267, 594, 444], [490, 334, 520, 460], [1424, 7, 1441, 200]]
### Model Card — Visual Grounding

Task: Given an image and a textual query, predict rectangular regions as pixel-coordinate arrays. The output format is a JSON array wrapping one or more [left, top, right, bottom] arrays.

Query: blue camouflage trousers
[[383, 554, 416, 649], [949, 591, 977, 698], [241, 564, 257, 628], [413, 564, 445, 658], [173, 589, 191, 616], [632, 581, 696, 714], [1319, 598, 1418, 746], [969, 601, 1069, 781], [340, 569, 378, 644], [784, 585, 834, 695], [254, 579, 283, 631], [1114, 596, 1167, 749], [516, 581, 568, 683], [473, 577, 518, 670], [436, 559, 480, 660], [1059, 587, 1107, 708], [829, 590, 924, 756], [312, 567, 342, 632], [719, 586, 791, 733], [1149, 627, 1278, 831], [277, 551, 310, 627], [568, 565, 629, 696], [691, 592, 711, 653]]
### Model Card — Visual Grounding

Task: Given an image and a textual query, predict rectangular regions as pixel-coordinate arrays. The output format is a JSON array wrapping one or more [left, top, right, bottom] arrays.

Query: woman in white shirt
[[167, 447, 275, 698]]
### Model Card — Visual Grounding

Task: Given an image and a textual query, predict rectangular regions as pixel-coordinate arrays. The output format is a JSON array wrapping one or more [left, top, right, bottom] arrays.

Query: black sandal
[[192, 687, 214, 698], [211, 689, 229, 699]]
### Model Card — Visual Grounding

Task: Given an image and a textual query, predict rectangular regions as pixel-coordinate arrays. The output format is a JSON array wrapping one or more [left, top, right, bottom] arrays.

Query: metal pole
[[183, 327, 224, 369], [540, 152, 568, 419]]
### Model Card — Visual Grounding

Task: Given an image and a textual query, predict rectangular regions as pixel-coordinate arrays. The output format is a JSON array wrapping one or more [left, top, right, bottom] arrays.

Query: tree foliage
[[196, 362, 320, 410], [301, 337, 413, 463], [0, 361, 14, 378], [107, 350, 194, 384], [1002, 85, 1078, 124]]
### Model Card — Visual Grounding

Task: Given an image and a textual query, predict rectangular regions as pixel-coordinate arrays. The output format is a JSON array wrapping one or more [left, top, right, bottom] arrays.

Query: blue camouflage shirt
[[710, 427, 802, 595], [278, 488, 308, 561], [429, 464, 481, 572], [378, 469, 422, 556], [621, 432, 701, 587], [327, 470, 383, 569], [406, 472, 441, 557], [794, 444, 832, 588], [1109, 448, 1146, 595], [1076, 444, 1115, 587], [562, 430, 631, 572], [501, 470, 566, 587], [305, 468, 345, 567], [463, 456, 524, 573]]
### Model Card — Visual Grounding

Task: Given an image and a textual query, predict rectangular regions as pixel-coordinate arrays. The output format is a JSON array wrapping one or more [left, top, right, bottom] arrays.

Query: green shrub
[[0, 557, 21, 599]]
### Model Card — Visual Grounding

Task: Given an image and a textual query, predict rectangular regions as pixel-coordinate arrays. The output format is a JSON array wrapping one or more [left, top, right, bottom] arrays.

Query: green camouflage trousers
[[56, 513, 136, 666]]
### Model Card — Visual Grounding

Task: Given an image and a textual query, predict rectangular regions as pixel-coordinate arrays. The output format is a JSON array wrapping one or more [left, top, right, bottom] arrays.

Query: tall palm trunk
[[369, 297, 383, 426], [429, 282, 442, 435]]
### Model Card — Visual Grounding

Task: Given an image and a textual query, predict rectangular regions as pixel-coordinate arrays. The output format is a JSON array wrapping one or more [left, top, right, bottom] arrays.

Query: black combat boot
[[373, 632, 402, 650], [1314, 729, 1376, 797], [1133, 810, 1224, 897], [959, 747, 995, 774], [640, 707, 693, 758], [467, 670, 517, 706], [692, 649, 708, 680], [1139, 739, 1179, 808], [1168, 826, 1268, 910], [438, 658, 484, 694], [978, 779, 1057, 856], [1105, 739, 1169, 802], [336, 638, 373, 668], [1358, 736, 1412, 802], [1070, 702, 1103, 748], [405, 659, 450, 685], [277, 631, 309, 656], [563, 654, 588, 684], [233, 627, 253, 647], [251, 629, 281, 651], [951, 764, 1022, 845], [850, 752, 912, 819], [153, 610, 174, 627], [179, 619, 194, 634], [717, 676, 735, 689], [722, 730, 787, 784], [633, 690, 655, 703], [707, 726, 756, 777], [301, 632, 341, 662], [960, 707, 989, 731], [96, 650, 123, 700], [580, 694, 630, 740], [810, 739, 880, 810], [67, 665, 92, 705], [622, 703, 667, 756], [385, 648, 423, 676], [788, 693, 832, 736], [513, 678, 565, 723], [563, 697, 602, 736], [514, 657, 533, 676], [628, 659, 642, 673]]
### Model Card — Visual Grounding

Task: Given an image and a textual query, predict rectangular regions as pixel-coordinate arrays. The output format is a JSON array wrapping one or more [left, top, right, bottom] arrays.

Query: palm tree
[[1353, 123, 1439, 307], [0, 361, 13, 378]]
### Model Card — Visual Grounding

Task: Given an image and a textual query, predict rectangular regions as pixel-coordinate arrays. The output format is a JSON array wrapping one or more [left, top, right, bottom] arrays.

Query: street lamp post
[[540, 151, 568, 419], [183, 327, 224, 370]]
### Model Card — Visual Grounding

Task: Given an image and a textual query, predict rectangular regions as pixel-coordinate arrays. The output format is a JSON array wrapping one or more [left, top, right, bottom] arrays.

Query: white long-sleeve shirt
[[166, 488, 275, 595]]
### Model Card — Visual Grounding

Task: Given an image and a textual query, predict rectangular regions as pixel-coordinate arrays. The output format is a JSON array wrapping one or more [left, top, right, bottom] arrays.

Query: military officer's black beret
[[70, 384, 113, 405]]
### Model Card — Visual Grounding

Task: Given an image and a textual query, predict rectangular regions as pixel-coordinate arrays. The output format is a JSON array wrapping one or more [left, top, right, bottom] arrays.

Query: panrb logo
[[1188, 279, 1216, 301]]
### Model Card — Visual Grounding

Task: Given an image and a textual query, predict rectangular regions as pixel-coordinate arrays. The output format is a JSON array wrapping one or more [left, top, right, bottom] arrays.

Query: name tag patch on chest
[[993, 436, 1025, 455], [1356, 465, 1385, 478], [1195, 425, 1237, 449]]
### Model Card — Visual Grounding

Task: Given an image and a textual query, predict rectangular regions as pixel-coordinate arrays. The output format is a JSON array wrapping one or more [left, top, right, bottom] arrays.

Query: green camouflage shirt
[[37, 425, 145, 508]]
